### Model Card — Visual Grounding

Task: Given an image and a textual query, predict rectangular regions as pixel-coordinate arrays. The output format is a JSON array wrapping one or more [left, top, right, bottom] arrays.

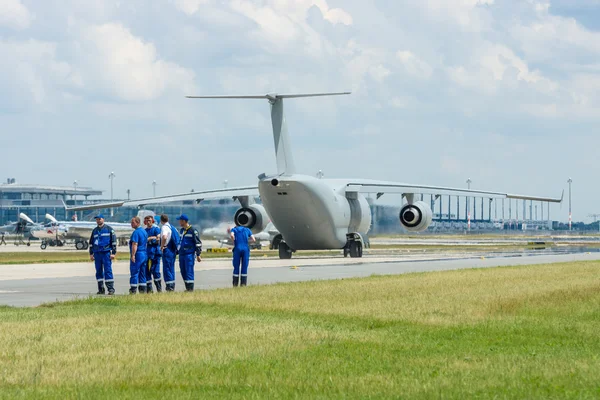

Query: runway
[[1, 251, 600, 307]]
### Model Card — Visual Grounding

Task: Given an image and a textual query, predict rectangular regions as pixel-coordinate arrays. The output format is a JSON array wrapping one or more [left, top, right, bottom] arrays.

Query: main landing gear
[[344, 233, 364, 258], [278, 241, 293, 259], [40, 239, 65, 250], [75, 240, 89, 251]]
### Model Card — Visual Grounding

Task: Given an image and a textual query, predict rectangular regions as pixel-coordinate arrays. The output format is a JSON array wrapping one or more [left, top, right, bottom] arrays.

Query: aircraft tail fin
[[187, 92, 351, 175]]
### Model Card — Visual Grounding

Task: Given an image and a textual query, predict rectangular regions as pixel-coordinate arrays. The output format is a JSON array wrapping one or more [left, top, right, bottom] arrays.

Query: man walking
[[176, 214, 202, 292], [144, 215, 162, 293], [230, 223, 256, 287], [89, 214, 117, 295], [129, 216, 148, 294]]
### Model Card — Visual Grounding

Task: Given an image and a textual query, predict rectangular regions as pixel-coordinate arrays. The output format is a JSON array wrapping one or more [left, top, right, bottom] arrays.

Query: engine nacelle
[[233, 204, 270, 234], [399, 201, 432, 232]]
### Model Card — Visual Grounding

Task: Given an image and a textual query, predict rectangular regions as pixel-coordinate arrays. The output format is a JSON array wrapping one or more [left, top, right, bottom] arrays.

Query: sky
[[1, 0, 599, 222]]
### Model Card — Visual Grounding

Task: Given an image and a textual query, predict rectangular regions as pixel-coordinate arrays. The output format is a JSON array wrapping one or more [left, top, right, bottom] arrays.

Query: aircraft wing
[[345, 180, 563, 203], [67, 186, 260, 212]]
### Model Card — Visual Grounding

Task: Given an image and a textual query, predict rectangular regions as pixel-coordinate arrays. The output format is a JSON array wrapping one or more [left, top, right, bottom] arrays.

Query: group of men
[[89, 213, 202, 295]]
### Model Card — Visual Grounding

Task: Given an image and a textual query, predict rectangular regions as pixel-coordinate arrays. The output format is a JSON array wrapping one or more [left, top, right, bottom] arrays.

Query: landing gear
[[345, 233, 364, 258], [75, 240, 89, 251], [40, 241, 47, 250], [278, 241, 293, 259]]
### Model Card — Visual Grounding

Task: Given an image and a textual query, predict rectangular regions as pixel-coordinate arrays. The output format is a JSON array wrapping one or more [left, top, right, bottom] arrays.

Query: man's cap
[[176, 214, 189, 222], [94, 214, 104, 219]]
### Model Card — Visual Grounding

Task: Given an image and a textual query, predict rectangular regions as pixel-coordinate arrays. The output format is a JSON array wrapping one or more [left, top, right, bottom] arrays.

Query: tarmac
[[1, 250, 600, 307]]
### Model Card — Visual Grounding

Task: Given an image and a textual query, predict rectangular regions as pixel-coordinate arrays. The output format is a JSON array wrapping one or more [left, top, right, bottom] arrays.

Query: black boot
[[96, 281, 105, 295], [139, 285, 147, 294], [233, 276, 239, 287], [129, 287, 137, 295], [166, 283, 175, 292], [155, 280, 163, 293], [146, 282, 153, 293], [185, 282, 194, 292], [106, 281, 115, 295], [240, 276, 248, 287]]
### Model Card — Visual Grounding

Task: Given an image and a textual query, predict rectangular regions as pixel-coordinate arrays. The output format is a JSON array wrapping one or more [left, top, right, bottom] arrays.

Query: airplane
[[0, 213, 43, 245], [202, 222, 277, 250], [69, 92, 563, 259], [30, 214, 135, 250]]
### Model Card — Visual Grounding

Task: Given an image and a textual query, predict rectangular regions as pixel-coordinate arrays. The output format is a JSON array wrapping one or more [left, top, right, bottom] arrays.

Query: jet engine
[[399, 201, 432, 232], [233, 204, 270, 234]]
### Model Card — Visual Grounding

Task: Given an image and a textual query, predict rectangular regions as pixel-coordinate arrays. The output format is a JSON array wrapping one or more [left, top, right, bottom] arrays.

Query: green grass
[[1, 261, 600, 398]]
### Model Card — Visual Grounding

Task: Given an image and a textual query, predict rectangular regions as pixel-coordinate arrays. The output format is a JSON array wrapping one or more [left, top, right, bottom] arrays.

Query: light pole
[[567, 177, 572, 231], [108, 171, 116, 217], [223, 180, 228, 189], [466, 178, 472, 231], [152, 180, 157, 197], [73, 180, 78, 201]]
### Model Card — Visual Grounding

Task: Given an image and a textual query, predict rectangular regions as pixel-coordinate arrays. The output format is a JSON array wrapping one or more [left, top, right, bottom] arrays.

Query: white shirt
[[161, 222, 172, 246]]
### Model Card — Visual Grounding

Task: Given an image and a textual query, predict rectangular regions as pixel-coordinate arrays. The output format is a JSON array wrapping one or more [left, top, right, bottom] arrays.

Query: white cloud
[[0, 39, 77, 107], [172, 0, 210, 15], [418, 0, 494, 31], [75, 23, 196, 101], [0, 0, 32, 29], [396, 51, 433, 79]]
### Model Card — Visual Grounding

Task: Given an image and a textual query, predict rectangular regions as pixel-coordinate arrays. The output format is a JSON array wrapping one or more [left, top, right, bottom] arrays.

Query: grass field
[[1, 261, 600, 398]]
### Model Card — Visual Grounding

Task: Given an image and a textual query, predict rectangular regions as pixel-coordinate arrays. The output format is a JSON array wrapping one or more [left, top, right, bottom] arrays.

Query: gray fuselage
[[259, 174, 371, 250]]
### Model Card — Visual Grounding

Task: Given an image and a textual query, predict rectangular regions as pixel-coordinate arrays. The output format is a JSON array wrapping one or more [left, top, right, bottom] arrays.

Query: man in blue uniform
[[160, 214, 178, 292], [176, 214, 202, 292], [89, 214, 117, 295], [129, 216, 148, 294], [229, 223, 256, 287], [144, 215, 162, 293]]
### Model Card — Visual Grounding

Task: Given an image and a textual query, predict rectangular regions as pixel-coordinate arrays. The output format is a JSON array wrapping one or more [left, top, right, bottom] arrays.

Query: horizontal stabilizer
[[186, 92, 351, 100]]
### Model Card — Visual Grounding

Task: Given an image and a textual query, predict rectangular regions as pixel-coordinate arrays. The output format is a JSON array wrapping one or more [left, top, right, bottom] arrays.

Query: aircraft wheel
[[40, 242, 47, 250], [349, 241, 363, 258], [83, 241, 89, 250], [278, 242, 292, 260], [57, 240, 64, 247], [26, 242, 31, 247], [75, 241, 85, 250]]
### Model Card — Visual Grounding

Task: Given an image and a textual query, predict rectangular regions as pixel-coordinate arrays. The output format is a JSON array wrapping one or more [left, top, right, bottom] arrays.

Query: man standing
[[89, 214, 117, 295], [176, 214, 202, 292], [230, 223, 256, 287], [129, 216, 148, 294], [144, 215, 162, 293], [160, 214, 178, 292]]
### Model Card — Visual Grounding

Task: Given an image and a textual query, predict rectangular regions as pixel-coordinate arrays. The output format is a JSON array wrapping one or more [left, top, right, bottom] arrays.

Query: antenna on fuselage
[[186, 92, 351, 176]]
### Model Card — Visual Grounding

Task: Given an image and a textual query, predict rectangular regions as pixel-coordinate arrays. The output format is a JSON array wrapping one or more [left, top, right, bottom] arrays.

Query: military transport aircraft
[[69, 92, 562, 259]]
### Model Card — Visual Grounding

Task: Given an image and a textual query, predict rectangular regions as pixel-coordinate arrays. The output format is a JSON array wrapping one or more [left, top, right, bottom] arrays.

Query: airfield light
[[108, 172, 116, 217], [567, 177, 572, 231]]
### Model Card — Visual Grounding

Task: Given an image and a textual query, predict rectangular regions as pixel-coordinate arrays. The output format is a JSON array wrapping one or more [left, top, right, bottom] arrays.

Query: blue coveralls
[[89, 224, 117, 294], [179, 226, 202, 291], [129, 227, 148, 293], [162, 223, 177, 291], [231, 226, 253, 287], [145, 224, 162, 290]]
